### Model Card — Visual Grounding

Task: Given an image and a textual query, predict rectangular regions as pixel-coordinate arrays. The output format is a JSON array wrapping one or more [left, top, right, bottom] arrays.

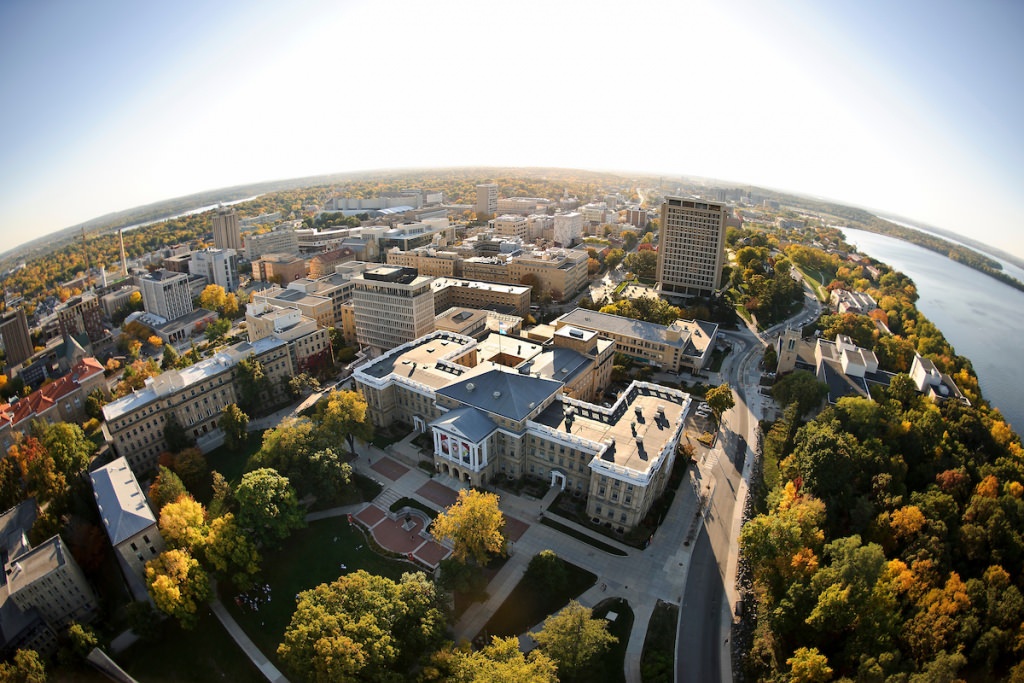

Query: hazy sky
[[2, 0, 1022, 258]]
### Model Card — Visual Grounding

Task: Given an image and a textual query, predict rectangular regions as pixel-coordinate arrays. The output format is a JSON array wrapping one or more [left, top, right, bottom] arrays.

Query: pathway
[[209, 593, 289, 683]]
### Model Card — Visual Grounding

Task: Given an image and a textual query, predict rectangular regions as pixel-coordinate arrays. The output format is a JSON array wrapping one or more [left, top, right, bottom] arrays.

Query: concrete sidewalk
[[209, 596, 289, 683]]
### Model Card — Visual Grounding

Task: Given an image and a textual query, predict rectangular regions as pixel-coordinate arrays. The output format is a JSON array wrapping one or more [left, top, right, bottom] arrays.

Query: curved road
[[676, 283, 820, 683]]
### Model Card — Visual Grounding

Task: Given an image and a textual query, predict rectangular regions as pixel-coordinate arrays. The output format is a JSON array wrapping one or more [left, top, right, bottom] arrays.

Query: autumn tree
[[32, 420, 95, 479], [219, 403, 249, 451], [787, 647, 833, 683], [525, 549, 568, 598], [0, 648, 46, 682], [771, 370, 828, 418], [67, 622, 99, 659], [159, 495, 208, 552], [620, 230, 639, 250], [314, 389, 374, 458], [163, 413, 193, 453], [0, 454, 24, 511], [148, 466, 187, 512], [208, 470, 234, 518], [169, 447, 208, 492], [705, 383, 735, 421], [534, 600, 617, 683], [199, 284, 227, 312], [435, 636, 558, 683], [145, 549, 211, 629], [236, 468, 304, 547], [235, 354, 273, 415], [278, 570, 446, 682], [431, 489, 505, 565], [203, 513, 260, 590]]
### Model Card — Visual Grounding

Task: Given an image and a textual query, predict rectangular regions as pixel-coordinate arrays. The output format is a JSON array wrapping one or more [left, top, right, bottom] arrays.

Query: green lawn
[[205, 429, 266, 488], [479, 555, 596, 640], [220, 518, 414, 665], [117, 609, 265, 683], [592, 597, 634, 683], [640, 600, 678, 683]]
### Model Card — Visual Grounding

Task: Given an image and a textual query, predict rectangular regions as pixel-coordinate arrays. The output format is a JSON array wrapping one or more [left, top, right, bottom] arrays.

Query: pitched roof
[[0, 357, 103, 429], [430, 407, 498, 443], [90, 457, 157, 546], [436, 369, 561, 422]]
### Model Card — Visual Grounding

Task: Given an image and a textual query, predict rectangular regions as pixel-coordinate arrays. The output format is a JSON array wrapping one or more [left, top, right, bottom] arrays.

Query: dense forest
[[743, 244, 1023, 681]]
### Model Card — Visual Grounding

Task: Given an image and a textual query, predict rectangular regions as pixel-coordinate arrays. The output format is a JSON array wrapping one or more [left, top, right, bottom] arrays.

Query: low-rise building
[[189, 248, 239, 293], [553, 308, 718, 374], [245, 225, 300, 260], [0, 357, 106, 454], [252, 253, 307, 284], [354, 331, 689, 532], [90, 457, 165, 596], [830, 288, 878, 315], [246, 301, 334, 375], [431, 278, 532, 318], [434, 308, 489, 339], [101, 337, 293, 475]]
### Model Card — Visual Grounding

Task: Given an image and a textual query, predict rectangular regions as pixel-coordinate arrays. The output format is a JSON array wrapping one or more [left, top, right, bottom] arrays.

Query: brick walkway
[[354, 503, 450, 568], [416, 480, 460, 508], [370, 456, 409, 481]]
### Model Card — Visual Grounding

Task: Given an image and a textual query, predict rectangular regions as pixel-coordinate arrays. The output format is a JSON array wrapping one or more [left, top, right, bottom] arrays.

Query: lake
[[842, 227, 1024, 432]]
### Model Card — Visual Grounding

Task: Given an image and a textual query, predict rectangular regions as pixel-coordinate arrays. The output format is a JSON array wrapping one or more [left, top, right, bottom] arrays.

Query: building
[[434, 308, 489, 339], [98, 286, 139, 319], [352, 267, 436, 355], [656, 197, 728, 297], [245, 301, 334, 375], [252, 284, 334, 328], [212, 208, 243, 251], [554, 308, 718, 374], [0, 356, 106, 452], [552, 212, 584, 246], [625, 208, 649, 230], [0, 308, 33, 368], [508, 249, 589, 302], [189, 248, 239, 293], [245, 225, 300, 260], [431, 278, 532, 318], [496, 197, 553, 215], [90, 457, 165, 591], [580, 203, 608, 225], [830, 289, 878, 315], [354, 331, 688, 532], [162, 252, 193, 273], [139, 269, 194, 321], [475, 184, 498, 217], [775, 329, 968, 408], [490, 215, 528, 239], [307, 248, 355, 279], [252, 253, 307, 284], [386, 247, 464, 278], [101, 337, 293, 475], [56, 294, 105, 343]]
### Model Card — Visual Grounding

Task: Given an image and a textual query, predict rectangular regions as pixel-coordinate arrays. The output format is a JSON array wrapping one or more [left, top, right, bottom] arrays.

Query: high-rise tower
[[212, 208, 243, 252], [656, 197, 727, 297]]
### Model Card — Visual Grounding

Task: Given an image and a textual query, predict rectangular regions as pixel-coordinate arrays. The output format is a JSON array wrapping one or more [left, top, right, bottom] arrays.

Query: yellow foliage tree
[[431, 489, 505, 565], [159, 495, 208, 552], [145, 549, 210, 629]]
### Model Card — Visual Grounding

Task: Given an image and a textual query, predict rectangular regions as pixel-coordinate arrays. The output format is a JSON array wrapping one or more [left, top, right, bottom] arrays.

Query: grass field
[[220, 518, 414, 665], [592, 597, 634, 683], [640, 600, 679, 683], [480, 555, 596, 640]]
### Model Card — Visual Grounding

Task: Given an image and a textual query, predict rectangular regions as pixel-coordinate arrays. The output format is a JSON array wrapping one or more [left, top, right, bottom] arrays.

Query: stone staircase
[[373, 488, 403, 511]]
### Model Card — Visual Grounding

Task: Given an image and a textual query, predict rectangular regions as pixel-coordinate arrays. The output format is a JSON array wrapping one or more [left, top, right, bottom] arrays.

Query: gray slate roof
[[436, 369, 561, 422], [91, 457, 157, 546], [430, 407, 498, 442]]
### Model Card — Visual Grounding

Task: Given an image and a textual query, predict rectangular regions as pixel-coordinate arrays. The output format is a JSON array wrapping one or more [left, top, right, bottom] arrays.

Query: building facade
[[352, 267, 435, 355], [252, 253, 307, 284], [475, 184, 499, 217], [354, 331, 689, 532], [245, 225, 300, 260], [189, 249, 239, 293], [212, 208, 243, 252], [101, 337, 292, 475], [656, 197, 727, 297], [139, 269, 194, 321], [0, 308, 33, 368], [90, 457, 165, 583], [56, 295, 105, 343]]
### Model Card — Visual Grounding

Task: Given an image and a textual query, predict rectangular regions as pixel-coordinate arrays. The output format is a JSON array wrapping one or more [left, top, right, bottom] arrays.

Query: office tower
[[475, 184, 498, 217], [656, 197, 728, 297], [56, 294, 105, 342], [139, 269, 194, 321], [212, 208, 243, 251], [352, 267, 435, 355], [189, 248, 239, 292], [0, 308, 33, 367]]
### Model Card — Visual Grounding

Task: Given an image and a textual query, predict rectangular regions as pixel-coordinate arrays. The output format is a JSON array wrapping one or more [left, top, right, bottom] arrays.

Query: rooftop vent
[[466, 383, 475, 392], [493, 391, 502, 399]]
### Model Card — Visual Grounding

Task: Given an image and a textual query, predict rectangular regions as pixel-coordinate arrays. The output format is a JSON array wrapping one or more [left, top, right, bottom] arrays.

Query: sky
[[1, 0, 1022, 259]]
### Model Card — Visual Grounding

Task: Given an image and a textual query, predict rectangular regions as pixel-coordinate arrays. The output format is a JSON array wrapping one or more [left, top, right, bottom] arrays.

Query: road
[[676, 282, 820, 683]]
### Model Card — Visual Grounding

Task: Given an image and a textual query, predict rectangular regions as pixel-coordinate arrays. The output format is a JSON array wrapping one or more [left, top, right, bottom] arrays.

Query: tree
[[170, 447, 208, 492], [787, 647, 833, 683], [199, 284, 227, 312], [208, 470, 234, 518], [315, 389, 374, 458], [287, 373, 321, 399], [236, 468, 305, 547], [525, 549, 568, 598], [0, 455, 24, 512], [763, 344, 778, 372], [772, 370, 828, 418], [67, 622, 99, 658], [440, 636, 558, 683], [250, 417, 317, 482], [431, 489, 506, 565], [203, 513, 260, 590], [605, 248, 626, 270], [163, 413, 193, 452], [33, 420, 94, 479], [623, 250, 657, 280], [278, 570, 446, 683], [219, 403, 249, 451], [149, 466, 188, 512], [84, 388, 107, 419], [705, 383, 736, 421], [534, 600, 617, 683], [159, 495, 208, 552], [620, 230, 639, 250], [145, 549, 211, 629], [0, 649, 46, 683], [162, 343, 180, 369], [235, 354, 273, 415], [204, 317, 230, 343], [302, 449, 353, 503]]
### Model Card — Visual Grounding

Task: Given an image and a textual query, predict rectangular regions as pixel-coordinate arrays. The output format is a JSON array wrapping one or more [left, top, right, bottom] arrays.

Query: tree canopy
[[145, 549, 211, 629], [277, 570, 446, 683], [431, 489, 506, 565], [534, 600, 617, 683], [235, 468, 305, 547]]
